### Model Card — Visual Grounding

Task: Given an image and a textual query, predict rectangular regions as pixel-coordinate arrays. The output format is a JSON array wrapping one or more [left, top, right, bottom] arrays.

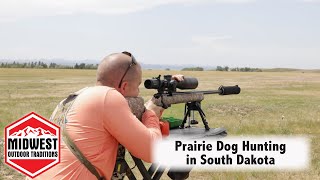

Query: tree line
[[0, 62, 262, 72], [0, 61, 98, 69], [181, 66, 262, 72], [216, 66, 262, 72]]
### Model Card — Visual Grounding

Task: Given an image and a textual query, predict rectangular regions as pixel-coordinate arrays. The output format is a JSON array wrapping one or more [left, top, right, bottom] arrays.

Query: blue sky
[[0, 0, 319, 68]]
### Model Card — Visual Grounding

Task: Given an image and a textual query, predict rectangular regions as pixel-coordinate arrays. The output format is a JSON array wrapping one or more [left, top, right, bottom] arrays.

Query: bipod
[[179, 101, 210, 130]]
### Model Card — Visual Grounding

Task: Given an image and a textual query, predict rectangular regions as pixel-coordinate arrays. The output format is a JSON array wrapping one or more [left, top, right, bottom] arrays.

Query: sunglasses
[[118, 51, 137, 88]]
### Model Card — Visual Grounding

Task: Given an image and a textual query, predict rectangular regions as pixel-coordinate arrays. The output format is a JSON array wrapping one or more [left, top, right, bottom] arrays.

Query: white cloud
[[0, 0, 256, 22]]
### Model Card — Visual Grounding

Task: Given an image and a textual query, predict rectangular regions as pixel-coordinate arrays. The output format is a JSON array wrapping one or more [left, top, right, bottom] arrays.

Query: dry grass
[[0, 68, 319, 179]]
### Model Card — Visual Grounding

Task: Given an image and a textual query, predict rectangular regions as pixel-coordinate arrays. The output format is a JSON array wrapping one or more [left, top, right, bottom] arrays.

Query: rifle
[[127, 75, 241, 130], [124, 75, 241, 180], [124, 75, 241, 179]]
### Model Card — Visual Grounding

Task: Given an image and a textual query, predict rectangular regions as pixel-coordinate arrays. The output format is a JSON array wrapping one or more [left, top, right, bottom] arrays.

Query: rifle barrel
[[195, 90, 221, 94], [172, 90, 221, 95], [172, 85, 240, 95]]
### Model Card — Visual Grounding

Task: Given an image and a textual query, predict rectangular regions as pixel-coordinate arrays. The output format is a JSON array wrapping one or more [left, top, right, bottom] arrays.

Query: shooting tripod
[[180, 101, 210, 130], [119, 154, 165, 180]]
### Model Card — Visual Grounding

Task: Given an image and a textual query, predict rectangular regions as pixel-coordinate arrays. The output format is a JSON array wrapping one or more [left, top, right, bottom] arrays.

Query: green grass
[[1, 68, 320, 179]]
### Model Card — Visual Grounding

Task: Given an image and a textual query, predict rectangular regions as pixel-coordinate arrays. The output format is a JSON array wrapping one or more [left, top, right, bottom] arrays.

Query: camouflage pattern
[[50, 87, 89, 127]]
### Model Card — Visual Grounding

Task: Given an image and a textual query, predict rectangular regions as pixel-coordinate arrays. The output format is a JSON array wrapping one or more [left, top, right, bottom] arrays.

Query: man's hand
[[145, 98, 164, 118], [172, 74, 184, 82]]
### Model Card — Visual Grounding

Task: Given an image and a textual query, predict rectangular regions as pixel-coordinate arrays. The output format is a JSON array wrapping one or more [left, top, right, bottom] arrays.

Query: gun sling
[[62, 128, 105, 180], [50, 89, 159, 180], [50, 88, 105, 180]]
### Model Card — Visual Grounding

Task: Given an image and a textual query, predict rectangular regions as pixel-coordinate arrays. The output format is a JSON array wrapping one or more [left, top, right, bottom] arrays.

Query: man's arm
[[103, 89, 162, 162]]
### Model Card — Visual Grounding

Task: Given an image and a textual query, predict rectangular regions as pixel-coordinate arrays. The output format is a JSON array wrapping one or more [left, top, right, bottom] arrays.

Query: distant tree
[[181, 67, 204, 71], [79, 63, 86, 69], [85, 64, 96, 69], [231, 67, 238, 71], [49, 63, 56, 68], [216, 66, 224, 71], [230, 67, 262, 72], [42, 62, 48, 68]]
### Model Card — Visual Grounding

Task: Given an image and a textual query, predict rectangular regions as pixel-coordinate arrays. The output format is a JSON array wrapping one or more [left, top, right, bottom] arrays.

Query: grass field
[[0, 68, 319, 179]]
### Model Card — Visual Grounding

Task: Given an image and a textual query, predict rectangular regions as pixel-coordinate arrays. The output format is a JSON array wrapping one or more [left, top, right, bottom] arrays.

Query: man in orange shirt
[[31, 52, 183, 180]]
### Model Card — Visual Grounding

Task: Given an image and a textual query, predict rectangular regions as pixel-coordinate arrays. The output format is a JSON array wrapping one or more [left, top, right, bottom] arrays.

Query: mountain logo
[[10, 126, 55, 137], [4, 112, 60, 178]]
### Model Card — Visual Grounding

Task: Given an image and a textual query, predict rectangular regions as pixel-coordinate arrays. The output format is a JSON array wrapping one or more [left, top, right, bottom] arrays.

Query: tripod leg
[[131, 155, 152, 180], [195, 103, 210, 130], [180, 109, 190, 129], [147, 164, 158, 178], [152, 167, 165, 180], [125, 161, 137, 180]]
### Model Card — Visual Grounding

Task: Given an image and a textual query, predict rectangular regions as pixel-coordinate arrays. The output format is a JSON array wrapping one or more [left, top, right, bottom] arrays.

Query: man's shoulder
[[81, 86, 114, 95], [66, 86, 118, 116]]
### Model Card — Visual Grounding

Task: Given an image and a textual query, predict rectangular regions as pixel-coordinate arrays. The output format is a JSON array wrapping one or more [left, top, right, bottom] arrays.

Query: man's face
[[122, 67, 142, 97]]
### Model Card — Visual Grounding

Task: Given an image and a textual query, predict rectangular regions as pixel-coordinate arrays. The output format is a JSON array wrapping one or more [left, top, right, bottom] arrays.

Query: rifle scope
[[144, 75, 198, 91]]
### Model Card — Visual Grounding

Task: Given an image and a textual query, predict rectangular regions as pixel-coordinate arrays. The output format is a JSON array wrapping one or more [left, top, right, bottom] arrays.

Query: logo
[[4, 112, 60, 178]]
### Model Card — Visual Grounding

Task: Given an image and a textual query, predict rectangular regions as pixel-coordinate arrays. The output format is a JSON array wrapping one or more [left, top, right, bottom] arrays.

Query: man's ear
[[120, 81, 128, 92]]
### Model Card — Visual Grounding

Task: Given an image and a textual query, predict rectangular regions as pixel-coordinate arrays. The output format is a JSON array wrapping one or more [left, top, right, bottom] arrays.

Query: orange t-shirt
[[31, 86, 161, 180]]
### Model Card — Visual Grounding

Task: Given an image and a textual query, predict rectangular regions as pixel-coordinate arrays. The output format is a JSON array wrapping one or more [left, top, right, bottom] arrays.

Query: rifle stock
[[126, 93, 204, 120], [152, 93, 204, 109]]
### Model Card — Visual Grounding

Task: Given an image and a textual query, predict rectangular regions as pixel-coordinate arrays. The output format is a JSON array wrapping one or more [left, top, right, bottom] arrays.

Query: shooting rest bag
[[50, 88, 146, 180], [125, 97, 145, 120]]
